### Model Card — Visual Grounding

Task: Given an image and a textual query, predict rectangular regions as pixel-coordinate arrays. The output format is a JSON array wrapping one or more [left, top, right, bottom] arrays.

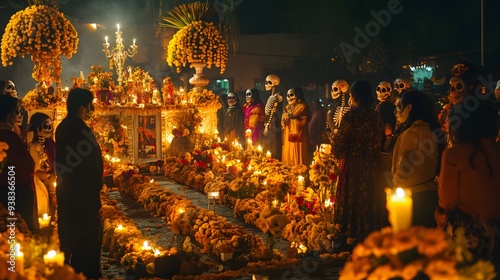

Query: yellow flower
[[1, 5, 78, 84], [167, 21, 228, 74]]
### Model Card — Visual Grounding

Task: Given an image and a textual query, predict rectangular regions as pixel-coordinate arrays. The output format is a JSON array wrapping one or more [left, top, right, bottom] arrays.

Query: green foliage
[[160, 1, 213, 29]]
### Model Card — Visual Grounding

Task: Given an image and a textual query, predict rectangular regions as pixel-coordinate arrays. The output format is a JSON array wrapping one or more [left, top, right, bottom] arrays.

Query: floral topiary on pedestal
[[166, 20, 228, 74], [1, 2, 78, 87]]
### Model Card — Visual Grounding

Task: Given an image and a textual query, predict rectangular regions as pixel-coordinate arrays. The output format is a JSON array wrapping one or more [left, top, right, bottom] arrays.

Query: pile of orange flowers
[[167, 20, 228, 74], [340, 226, 496, 280], [1, 4, 78, 83]]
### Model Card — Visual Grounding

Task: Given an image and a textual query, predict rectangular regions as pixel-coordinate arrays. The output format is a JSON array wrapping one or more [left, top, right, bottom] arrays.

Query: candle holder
[[103, 24, 138, 86], [207, 191, 219, 212]]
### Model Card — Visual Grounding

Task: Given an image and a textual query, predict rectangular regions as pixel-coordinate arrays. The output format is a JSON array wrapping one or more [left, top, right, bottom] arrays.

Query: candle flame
[[46, 250, 57, 258], [154, 249, 161, 256], [116, 224, 123, 231], [396, 187, 405, 198]]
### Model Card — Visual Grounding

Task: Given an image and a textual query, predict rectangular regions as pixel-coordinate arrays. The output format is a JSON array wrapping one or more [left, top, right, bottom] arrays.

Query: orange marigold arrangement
[[167, 20, 228, 74], [340, 226, 496, 280], [1, 4, 78, 85]]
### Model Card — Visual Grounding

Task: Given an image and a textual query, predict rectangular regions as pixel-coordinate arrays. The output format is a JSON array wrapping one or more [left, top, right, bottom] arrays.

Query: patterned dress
[[332, 106, 386, 243]]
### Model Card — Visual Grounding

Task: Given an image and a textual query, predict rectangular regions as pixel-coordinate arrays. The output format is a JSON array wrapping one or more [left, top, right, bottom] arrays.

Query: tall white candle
[[386, 187, 413, 233]]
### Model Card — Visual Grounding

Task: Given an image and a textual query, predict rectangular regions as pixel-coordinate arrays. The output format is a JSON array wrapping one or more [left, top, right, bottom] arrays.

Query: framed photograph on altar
[[134, 113, 162, 163]]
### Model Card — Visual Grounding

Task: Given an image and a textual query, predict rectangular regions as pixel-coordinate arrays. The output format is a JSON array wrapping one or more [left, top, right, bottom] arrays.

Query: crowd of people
[[0, 85, 103, 279], [217, 66, 500, 270], [1, 63, 500, 278]]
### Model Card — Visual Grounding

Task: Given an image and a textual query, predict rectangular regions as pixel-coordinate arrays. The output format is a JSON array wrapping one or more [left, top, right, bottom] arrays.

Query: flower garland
[[167, 20, 228, 74], [1, 5, 78, 84]]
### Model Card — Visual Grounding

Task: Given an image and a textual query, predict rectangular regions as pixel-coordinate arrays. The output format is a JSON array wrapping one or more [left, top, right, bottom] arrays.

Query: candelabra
[[103, 24, 138, 86]]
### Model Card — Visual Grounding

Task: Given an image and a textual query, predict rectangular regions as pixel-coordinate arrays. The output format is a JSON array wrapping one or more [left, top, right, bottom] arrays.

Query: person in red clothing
[[0, 94, 38, 233], [242, 88, 265, 145]]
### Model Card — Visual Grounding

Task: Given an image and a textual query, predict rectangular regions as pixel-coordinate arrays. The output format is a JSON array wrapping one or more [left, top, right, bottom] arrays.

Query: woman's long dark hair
[[400, 89, 440, 131], [29, 112, 50, 140], [400, 89, 444, 174]]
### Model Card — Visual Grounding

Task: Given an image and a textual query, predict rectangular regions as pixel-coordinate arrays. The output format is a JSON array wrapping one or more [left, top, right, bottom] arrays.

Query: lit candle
[[150, 179, 154, 183], [154, 249, 161, 256], [266, 151, 272, 158], [257, 145, 263, 153], [14, 244, 24, 275], [43, 250, 64, 266], [386, 187, 413, 233], [247, 138, 253, 149], [115, 224, 124, 232], [53, 182, 57, 188], [39, 213, 50, 228], [324, 199, 332, 207], [105, 36, 108, 45], [297, 176, 304, 191], [117, 24, 120, 32], [178, 208, 185, 214], [272, 199, 278, 208], [142, 241, 151, 251]]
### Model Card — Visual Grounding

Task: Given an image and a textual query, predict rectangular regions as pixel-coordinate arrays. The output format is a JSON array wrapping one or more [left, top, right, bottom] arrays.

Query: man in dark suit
[[55, 88, 103, 279]]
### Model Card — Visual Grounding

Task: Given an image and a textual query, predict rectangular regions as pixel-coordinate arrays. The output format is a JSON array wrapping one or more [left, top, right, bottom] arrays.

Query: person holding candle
[[55, 88, 103, 279], [332, 80, 387, 243], [435, 99, 500, 268], [392, 89, 443, 228]]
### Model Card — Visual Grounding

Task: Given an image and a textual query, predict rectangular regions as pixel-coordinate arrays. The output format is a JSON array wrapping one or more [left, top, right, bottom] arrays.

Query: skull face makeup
[[331, 79, 349, 99], [376, 81, 392, 102], [245, 89, 253, 103], [227, 92, 237, 106], [448, 76, 466, 104], [395, 99, 411, 124], [286, 89, 297, 105], [265, 74, 280, 91], [38, 118, 53, 138], [4, 80, 17, 97], [393, 78, 410, 95]]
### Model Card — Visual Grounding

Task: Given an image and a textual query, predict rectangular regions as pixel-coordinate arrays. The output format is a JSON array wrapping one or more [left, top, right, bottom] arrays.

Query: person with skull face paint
[[375, 81, 397, 150], [242, 88, 265, 145], [262, 74, 283, 160], [281, 87, 310, 166], [332, 80, 387, 243], [392, 89, 443, 228], [326, 79, 350, 144], [222, 92, 245, 147], [0, 94, 38, 233], [28, 113, 56, 218], [0, 80, 28, 142], [445, 63, 484, 147]]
